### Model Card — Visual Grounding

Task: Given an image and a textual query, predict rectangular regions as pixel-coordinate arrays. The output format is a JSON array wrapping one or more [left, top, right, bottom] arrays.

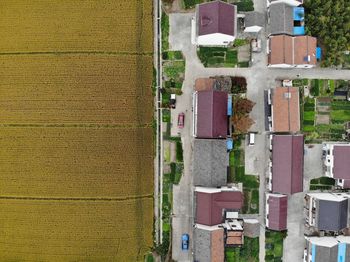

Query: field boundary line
[[0, 51, 153, 56], [0, 123, 153, 129], [0, 194, 153, 202]]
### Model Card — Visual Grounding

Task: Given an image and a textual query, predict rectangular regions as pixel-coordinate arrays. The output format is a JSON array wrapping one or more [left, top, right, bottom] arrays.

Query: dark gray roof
[[314, 245, 338, 262], [316, 198, 349, 231], [244, 12, 265, 27], [193, 139, 228, 187], [194, 228, 211, 262], [269, 3, 294, 35]]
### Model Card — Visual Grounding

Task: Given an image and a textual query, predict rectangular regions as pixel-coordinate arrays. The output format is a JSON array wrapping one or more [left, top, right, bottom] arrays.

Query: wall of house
[[267, 63, 315, 68], [197, 33, 235, 47]]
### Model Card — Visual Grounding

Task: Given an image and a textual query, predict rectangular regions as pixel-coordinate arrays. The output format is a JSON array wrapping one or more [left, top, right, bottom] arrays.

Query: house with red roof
[[323, 143, 350, 188], [192, 0, 237, 46], [266, 193, 288, 231], [269, 134, 304, 194], [193, 90, 228, 138], [268, 35, 317, 68], [195, 186, 243, 226]]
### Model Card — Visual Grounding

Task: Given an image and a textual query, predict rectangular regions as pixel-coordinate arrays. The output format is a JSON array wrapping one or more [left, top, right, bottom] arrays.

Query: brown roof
[[268, 35, 317, 66], [195, 78, 216, 91], [267, 194, 288, 231], [196, 90, 228, 138], [272, 135, 304, 194], [196, 190, 243, 226], [226, 231, 243, 245], [333, 146, 350, 180], [198, 1, 236, 36], [211, 229, 225, 262], [272, 87, 300, 132]]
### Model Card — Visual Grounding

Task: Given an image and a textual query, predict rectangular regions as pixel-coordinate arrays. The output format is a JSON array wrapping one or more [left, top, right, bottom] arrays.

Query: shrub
[[176, 141, 183, 162]]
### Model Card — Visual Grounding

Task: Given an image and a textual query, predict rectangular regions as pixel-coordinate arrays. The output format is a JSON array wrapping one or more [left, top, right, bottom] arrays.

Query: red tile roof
[[198, 1, 236, 36], [196, 90, 228, 138], [195, 78, 215, 91], [196, 190, 243, 226], [268, 35, 317, 66], [333, 146, 350, 180], [272, 87, 300, 132], [272, 135, 304, 194], [211, 229, 225, 261], [267, 194, 288, 231]]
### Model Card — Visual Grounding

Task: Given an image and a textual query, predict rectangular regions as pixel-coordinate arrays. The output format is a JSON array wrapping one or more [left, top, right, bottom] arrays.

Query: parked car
[[170, 94, 176, 108], [181, 233, 189, 250], [178, 112, 185, 128], [248, 132, 255, 146]]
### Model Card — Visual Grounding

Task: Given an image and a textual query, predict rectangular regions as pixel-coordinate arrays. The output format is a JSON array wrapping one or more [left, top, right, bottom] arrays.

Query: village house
[[323, 143, 350, 188], [269, 87, 300, 132], [269, 134, 304, 194], [193, 90, 229, 138], [304, 236, 350, 262], [267, 35, 318, 68], [304, 193, 350, 234], [193, 139, 228, 187], [192, 0, 237, 46], [266, 193, 288, 231], [269, 2, 305, 36]]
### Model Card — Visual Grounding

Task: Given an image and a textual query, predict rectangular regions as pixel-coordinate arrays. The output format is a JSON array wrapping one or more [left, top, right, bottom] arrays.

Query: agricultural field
[[0, 0, 154, 260], [0, 198, 153, 261], [0, 127, 153, 198], [0, 55, 153, 125], [0, 0, 153, 53]]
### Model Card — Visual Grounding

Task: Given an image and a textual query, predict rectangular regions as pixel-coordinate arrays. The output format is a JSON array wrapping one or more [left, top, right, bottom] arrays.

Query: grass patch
[[226, 237, 259, 262], [163, 61, 185, 80], [176, 140, 183, 162], [145, 253, 155, 262], [236, 0, 254, 12], [265, 231, 287, 262], [198, 47, 239, 67], [161, 12, 169, 51], [304, 111, 315, 120], [331, 110, 350, 122], [311, 79, 320, 96], [162, 109, 171, 123], [238, 61, 250, 68], [228, 139, 259, 214], [310, 185, 332, 190]]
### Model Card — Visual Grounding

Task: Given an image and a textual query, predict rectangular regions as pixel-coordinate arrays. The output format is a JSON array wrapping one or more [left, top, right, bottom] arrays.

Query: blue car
[[181, 233, 189, 250]]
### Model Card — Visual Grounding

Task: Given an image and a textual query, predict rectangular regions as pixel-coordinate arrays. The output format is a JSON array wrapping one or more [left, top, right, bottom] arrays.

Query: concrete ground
[[303, 144, 324, 191], [245, 134, 267, 176], [283, 144, 324, 262], [283, 193, 306, 262]]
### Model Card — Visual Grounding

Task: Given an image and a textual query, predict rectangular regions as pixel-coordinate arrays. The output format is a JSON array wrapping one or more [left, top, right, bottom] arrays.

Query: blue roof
[[293, 7, 304, 21], [338, 243, 346, 262], [316, 47, 322, 60], [227, 94, 232, 116], [227, 138, 233, 150], [293, 26, 305, 35]]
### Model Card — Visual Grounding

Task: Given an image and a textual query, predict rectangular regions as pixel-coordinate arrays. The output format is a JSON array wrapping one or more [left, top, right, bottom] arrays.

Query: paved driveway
[[283, 193, 306, 262], [304, 144, 324, 190]]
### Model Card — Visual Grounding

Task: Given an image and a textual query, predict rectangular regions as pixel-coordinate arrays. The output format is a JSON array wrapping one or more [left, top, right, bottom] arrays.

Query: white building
[[323, 143, 350, 188], [304, 193, 350, 232], [304, 236, 350, 262], [192, 1, 237, 46]]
